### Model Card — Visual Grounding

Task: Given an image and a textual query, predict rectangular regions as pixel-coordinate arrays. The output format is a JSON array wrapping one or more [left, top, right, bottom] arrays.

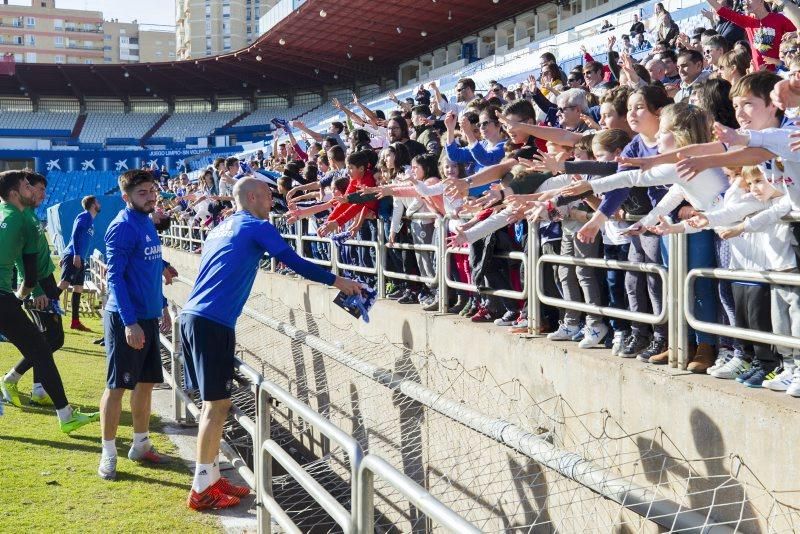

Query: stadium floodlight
[[319, 9, 327, 17], [256, 55, 262, 61], [279, 38, 286, 45], [421, 31, 427, 37]]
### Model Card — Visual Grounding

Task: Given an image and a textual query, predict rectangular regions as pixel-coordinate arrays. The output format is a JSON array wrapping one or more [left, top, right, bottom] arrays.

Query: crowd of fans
[[159, 0, 800, 395]]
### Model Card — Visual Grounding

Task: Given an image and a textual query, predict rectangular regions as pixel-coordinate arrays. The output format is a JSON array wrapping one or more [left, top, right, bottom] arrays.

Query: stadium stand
[[0, 110, 79, 136], [38, 170, 119, 219], [79, 112, 163, 145], [151, 111, 241, 142]]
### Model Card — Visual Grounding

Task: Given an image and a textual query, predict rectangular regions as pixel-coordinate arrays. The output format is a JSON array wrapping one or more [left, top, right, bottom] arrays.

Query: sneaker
[[786, 369, 800, 397], [128, 445, 171, 464], [98, 454, 118, 481], [29, 391, 54, 407], [736, 360, 763, 383], [70, 320, 92, 332], [578, 323, 609, 349], [547, 321, 580, 341], [621, 334, 651, 359], [397, 289, 418, 304], [493, 311, 518, 327], [765, 367, 795, 391], [571, 326, 585, 342], [743, 365, 778, 388], [636, 337, 667, 363], [385, 282, 397, 296], [711, 355, 751, 380], [448, 296, 468, 314], [471, 307, 494, 323], [708, 347, 734, 375], [422, 299, 440, 312], [60, 408, 101, 434], [217, 477, 250, 498], [387, 286, 406, 300], [687, 343, 716, 374], [0, 378, 22, 408], [463, 301, 480, 318], [188, 480, 241, 511], [611, 330, 629, 357]]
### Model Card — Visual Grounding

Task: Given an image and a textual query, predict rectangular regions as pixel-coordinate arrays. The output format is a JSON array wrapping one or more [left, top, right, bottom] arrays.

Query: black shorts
[[59, 255, 86, 287], [104, 310, 163, 390], [180, 313, 235, 401]]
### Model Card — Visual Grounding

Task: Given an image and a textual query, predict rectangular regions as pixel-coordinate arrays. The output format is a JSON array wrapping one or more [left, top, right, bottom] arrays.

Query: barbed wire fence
[[164, 278, 800, 533]]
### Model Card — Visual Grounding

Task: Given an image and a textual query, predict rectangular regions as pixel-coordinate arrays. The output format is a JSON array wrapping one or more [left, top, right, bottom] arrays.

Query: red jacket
[[327, 170, 378, 226], [717, 7, 795, 70]]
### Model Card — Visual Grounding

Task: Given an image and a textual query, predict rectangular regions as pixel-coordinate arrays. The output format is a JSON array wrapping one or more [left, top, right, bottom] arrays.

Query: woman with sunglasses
[[444, 106, 507, 189]]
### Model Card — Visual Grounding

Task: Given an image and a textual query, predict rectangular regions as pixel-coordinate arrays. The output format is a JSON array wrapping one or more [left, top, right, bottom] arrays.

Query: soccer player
[[59, 194, 101, 331], [98, 170, 172, 481], [0, 170, 99, 432], [182, 177, 361, 510], [2, 172, 65, 407]]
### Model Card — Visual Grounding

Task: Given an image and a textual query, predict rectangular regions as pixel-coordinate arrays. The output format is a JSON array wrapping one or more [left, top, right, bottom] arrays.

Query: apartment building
[[176, 0, 274, 60], [103, 20, 176, 64], [0, 0, 176, 65]]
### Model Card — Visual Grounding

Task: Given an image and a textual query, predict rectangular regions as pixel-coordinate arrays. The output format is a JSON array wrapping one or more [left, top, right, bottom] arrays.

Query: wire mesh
[[163, 278, 800, 533]]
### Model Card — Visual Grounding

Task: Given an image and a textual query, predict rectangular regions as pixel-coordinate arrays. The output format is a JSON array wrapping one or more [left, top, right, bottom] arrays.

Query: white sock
[[212, 456, 221, 480], [31, 383, 46, 396], [132, 432, 151, 451], [56, 405, 73, 422], [192, 463, 218, 493], [102, 439, 117, 458], [4, 370, 21, 384]]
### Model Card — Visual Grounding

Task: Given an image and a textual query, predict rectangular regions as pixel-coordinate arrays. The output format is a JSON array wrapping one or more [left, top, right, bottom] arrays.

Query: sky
[[8, 0, 176, 27]]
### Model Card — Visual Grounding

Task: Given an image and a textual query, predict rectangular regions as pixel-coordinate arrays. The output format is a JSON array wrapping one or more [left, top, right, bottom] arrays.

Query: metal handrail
[[685, 267, 800, 350], [357, 455, 482, 534]]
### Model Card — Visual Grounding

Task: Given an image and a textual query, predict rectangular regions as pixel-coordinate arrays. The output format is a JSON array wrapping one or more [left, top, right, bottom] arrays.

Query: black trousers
[[0, 293, 68, 409], [14, 308, 65, 383], [732, 283, 778, 366]]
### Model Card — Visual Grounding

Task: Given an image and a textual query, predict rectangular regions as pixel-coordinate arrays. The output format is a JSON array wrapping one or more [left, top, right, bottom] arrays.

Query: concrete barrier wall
[[164, 248, 800, 531]]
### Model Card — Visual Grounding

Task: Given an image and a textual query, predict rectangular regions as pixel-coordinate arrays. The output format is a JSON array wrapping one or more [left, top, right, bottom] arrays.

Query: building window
[[205, 5, 211, 15], [222, 22, 230, 33], [54, 19, 63, 30], [54, 54, 65, 63], [25, 52, 36, 63], [55, 36, 64, 47], [169, 52, 175, 58], [85, 59, 93, 64], [25, 17, 35, 28], [223, 37, 231, 49], [104, 34, 111, 40], [206, 37, 212, 48], [26, 35, 35, 46], [223, 5, 231, 15], [120, 36, 129, 45], [13, 36, 22, 45]]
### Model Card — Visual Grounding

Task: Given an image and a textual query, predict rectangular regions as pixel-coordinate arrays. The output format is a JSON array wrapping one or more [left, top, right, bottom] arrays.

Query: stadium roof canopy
[[0, 0, 539, 99]]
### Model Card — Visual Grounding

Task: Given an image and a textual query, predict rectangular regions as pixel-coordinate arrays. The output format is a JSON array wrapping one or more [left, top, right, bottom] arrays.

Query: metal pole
[[170, 307, 182, 422], [256, 385, 272, 534], [676, 232, 689, 370], [376, 218, 386, 299], [438, 217, 448, 313], [528, 229, 541, 335], [667, 233, 678, 368]]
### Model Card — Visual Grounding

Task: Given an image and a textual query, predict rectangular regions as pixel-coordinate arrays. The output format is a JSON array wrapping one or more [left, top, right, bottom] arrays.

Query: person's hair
[[734, 39, 752, 57], [632, 64, 652, 84], [706, 34, 730, 52], [412, 153, 440, 180], [387, 116, 410, 140], [658, 49, 677, 64], [541, 62, 562, 81], [502, 98, 536, 122], [411, 104, 431, 117], [118, 169, 155, 195], [318, 154, 329, 167], [324, 136, 339, 148], [540, 52, 557, 63], [327, 144, 346, 163], [584, 60, 604, 74], [731, 71, 784, 120], [486, 96, 503, 108], [623, 34, 631, 41], [330, 121, 344, 134], [573, 134, 595, 159], [558, 88, 590, 113], [462, 111, 480, 126], [437, 153, 466, 179], [378, 143, 410, 181], [277, 176, 293, 192], [480, 105, 503, 125], [350, 128, 372, 151], [602, 85, 633, 117], [283, 161, 303, 182], [456, 77, 476, 92], [632, 84, 673, 114], [213, 157, 226, 169], [303, 163, 318, 183], [718, 49, 751, 77], [224, 156, 238, 169], [23, 171, 46, 187], [701, 28, 719, 39], [346, 149, 379, 172], [678, 48, 704, 65], [741, 165, 765, 182], [0, 170, 28, 200], [333, 176, 350, 195], [592, 128, 632, 153], [375, 109, 386, 120], [693, 78, 738, 128], [660, 102, 713, 147]]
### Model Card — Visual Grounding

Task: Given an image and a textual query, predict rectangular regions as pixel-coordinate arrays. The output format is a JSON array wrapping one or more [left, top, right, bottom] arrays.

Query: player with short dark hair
[[97, 169, 172, 481], [59, 194, 101, 331], [182, 177, 361, 510]]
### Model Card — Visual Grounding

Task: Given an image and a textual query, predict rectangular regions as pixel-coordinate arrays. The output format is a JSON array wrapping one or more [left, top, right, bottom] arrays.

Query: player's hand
[[32, 295, 49, 310], [163, 265, 178, 285], [334, 277, 362, 296], [72, 256, 82, 269], [160, 307, 172, 334], [125, 323, 145, 350]]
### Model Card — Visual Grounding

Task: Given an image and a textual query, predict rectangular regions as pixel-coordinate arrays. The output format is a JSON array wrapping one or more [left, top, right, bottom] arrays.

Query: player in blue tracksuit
[[97, 170, 173, 482], [59, 195, 101, 331], [181, 177, 361, 510]]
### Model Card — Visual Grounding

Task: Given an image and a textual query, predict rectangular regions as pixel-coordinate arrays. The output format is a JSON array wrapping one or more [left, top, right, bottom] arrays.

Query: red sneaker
[[470, 307, 493, 323], [188, 480, 241, 511], [217, 477, 250, 497], [70, 320, 92, 332]]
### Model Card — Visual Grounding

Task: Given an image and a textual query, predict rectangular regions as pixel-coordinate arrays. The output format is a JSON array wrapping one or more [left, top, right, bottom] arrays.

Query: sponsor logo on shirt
[[145, 235, 152, 242], [208, 220, 234, 240], [143, 243, 162, 261]]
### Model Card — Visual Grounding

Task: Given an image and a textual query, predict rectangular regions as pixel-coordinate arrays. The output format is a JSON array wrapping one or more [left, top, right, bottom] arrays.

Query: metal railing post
[[527, 228, 541, 335], [256, 384, 272, 534], [170, 307, 182, 422], [667, 233, 678, 367], [330, 238, 340, 276], [438, 217, 448, 313], [676, 232, 689, 370], [294, 220, 303, 255], [376, 219, 386, 299]]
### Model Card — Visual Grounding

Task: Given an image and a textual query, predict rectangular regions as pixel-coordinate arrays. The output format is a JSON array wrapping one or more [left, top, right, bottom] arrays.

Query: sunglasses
[[567, 77, 581, 83], [478, 120, 497, 128], [557, 105, 578, 113]]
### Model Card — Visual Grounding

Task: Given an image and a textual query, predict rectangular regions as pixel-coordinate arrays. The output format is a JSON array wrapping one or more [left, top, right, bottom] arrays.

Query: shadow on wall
[[635, 409, 759, 533]]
